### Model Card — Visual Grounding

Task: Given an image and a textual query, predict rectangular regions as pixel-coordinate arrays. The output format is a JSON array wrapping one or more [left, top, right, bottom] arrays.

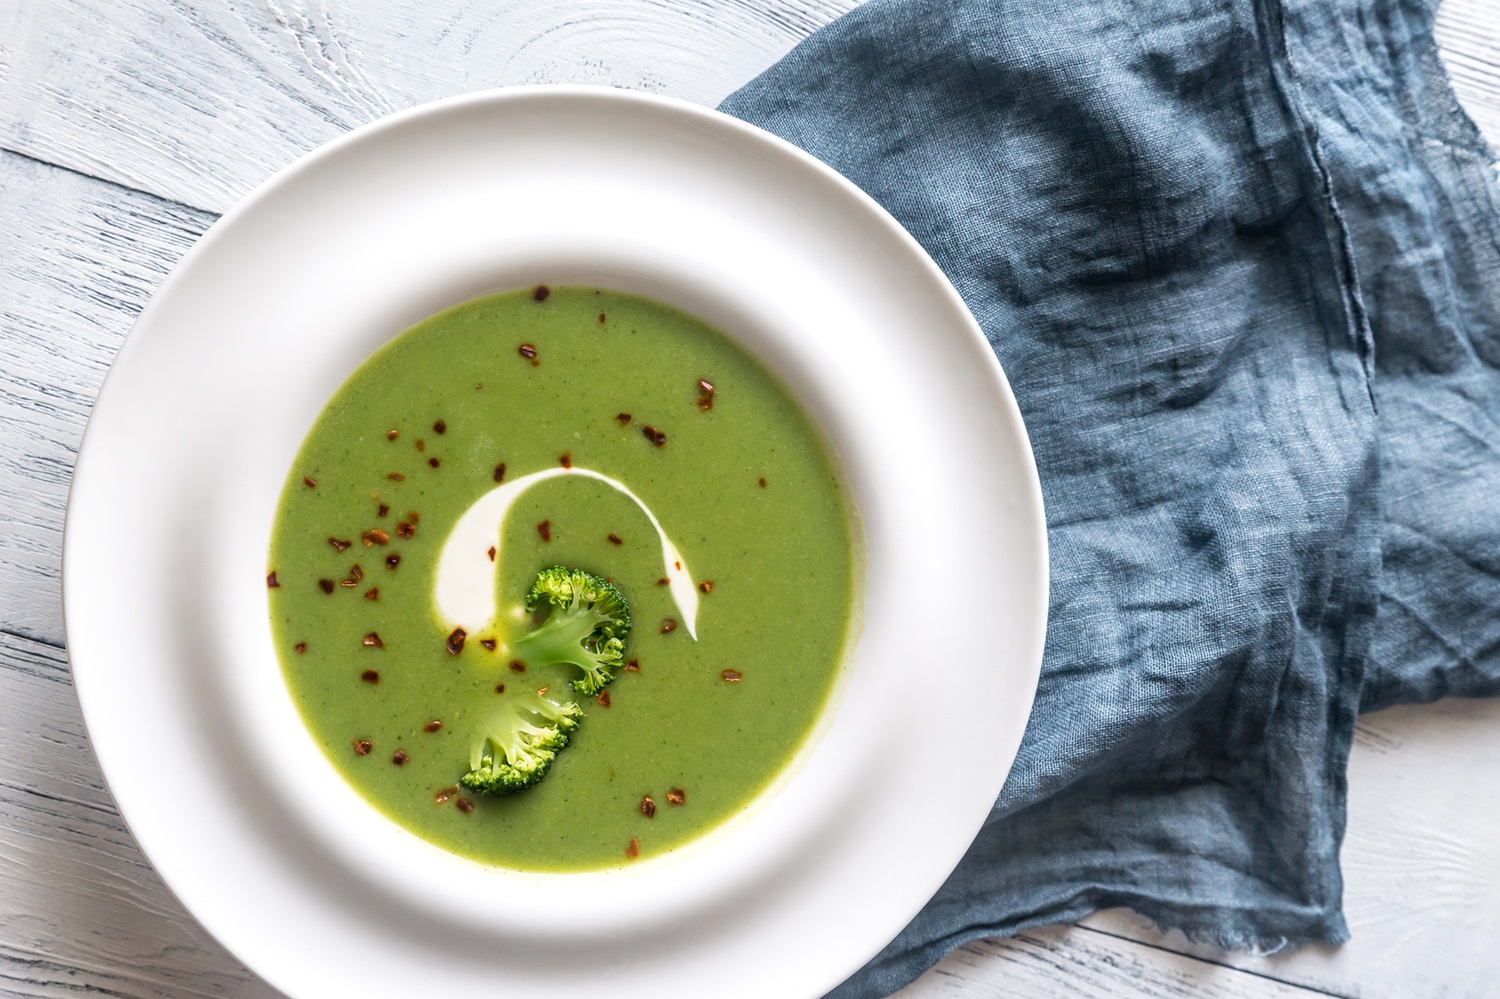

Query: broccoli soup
[[267, 287, 856, 871]]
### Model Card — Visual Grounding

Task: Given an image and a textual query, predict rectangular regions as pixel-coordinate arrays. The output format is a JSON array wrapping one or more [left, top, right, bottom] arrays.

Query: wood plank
[[0, 628, 280, 999], [0, 0, 859, 215], [0, 150, 214, 642], [893, 928, 1337, 999], [1435, 0, 1500, 146]]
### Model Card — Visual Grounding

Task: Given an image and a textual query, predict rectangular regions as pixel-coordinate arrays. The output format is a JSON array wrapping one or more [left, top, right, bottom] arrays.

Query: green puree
[[269, 287, 855, 871]]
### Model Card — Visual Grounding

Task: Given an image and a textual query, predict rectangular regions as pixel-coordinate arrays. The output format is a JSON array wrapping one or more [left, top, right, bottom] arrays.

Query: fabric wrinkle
[[719, 0, 1500, 993]]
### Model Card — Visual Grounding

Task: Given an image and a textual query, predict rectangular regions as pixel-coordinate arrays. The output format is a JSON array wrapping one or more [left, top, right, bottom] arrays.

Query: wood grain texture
[[2, 1, 1500, 997], [892, 930, 1334, 999], [0, 153, 254, 999], [0, 0, 860, 214], [0, 628, 279, 999], [0, 150, 213, 642], [1436, 0, 1500, 146]]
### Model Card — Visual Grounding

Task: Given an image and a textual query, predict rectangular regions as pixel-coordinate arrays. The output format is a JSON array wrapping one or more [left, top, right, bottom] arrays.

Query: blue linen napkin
[[720, 0, 1500, 994]]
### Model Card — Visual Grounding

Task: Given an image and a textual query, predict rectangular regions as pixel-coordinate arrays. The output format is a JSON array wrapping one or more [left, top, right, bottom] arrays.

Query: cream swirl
[[434, 466, 699, 639]]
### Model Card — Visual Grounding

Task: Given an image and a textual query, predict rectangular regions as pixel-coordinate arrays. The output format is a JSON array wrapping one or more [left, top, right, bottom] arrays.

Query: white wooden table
[[3, 2, 1498, 997]]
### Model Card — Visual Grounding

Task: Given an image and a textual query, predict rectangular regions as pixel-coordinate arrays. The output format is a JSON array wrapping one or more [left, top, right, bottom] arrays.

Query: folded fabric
[[720, 0, 1500, 995]]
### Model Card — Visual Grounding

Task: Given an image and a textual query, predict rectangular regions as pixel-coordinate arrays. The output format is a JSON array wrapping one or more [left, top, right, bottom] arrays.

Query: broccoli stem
[[513, 605, 609, 664]]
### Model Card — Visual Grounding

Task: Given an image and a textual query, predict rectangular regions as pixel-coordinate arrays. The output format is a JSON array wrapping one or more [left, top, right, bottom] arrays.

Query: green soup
[[268, 287, 855, 871]]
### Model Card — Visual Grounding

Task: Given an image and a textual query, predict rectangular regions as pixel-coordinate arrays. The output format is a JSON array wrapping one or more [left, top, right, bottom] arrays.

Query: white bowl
[[64, 86, 1047, 999]]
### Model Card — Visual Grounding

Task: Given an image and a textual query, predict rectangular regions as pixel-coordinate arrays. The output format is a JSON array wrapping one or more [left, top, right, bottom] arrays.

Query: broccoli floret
[[512, 566, 632, 696], [457, 568, 632, 796], [460, 691, 584, 796]]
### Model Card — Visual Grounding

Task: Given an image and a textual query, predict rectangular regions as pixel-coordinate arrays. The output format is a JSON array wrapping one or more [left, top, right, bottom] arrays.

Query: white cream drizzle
[[433, 466, 699, 640]]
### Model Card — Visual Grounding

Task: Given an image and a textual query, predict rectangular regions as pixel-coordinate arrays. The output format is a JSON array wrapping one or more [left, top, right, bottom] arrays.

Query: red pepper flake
[[456, 797, 474, 814], [493, 463, 507, 483], [656, 577, 670, 586], [391, 749, 409, 766], [363, 633, 384, 649], [433, 419, 446, 434], [303, 475, 317, 488], [537, 520, 551, 542], [640, 796, 656, 818], [294, 641, 307, 654], [407, 511, 420, 524], [559, 452, 572, 469], [721, 668, 743, 682], [361, 669, 380, 683], [480, 638, 497, 652], [624, 658, 640, 672], [318, 578, 335, 594], [697, 378, 716, 411], [758, 478, 767, 488], [608, 533, 622, 545], [518, 343, 538, 360], [428, 457, 441, 469], [396, 521, 415, 539], [385, 554, 401, 569], [352, 739, 372, 755], [365, 529, 389, 546], [423, 719, 443, 733], [364, 587, 379, 601], [509, 660, 526, 672], [537, 685, 549, 696], [667, 787, 685, 806], [641, 424, 667, 447], [350, 564, 364, 582], [487, 546, 496, 562], [340, 579, 357, 588], [626, 837, 640, 859], [378, 503, 390, 518], [387, 429, 399, 441], [387, 472, 405, 481], [494, 683, 506, 693], [446, 628, 467, 655], [415, 438, 426, 453], [616, 413, 632, 425], [661, 619, 678, 634], [596, 689, 612, 708], [328, 537, 352, 553], [699, 580, 714, 593], [533, 285, 550, 301], [266, 571, 280, 588], [598, 312, 607, 324], [434, 785, 458, 804], [674, 561, 682, 570]]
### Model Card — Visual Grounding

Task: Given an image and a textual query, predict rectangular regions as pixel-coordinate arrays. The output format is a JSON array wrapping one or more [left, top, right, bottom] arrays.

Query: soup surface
[[268, 287, 855, 870]]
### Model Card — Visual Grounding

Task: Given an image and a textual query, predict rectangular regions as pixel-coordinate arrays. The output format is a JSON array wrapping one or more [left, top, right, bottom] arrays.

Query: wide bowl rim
[[63, 84, 1048, 999]]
